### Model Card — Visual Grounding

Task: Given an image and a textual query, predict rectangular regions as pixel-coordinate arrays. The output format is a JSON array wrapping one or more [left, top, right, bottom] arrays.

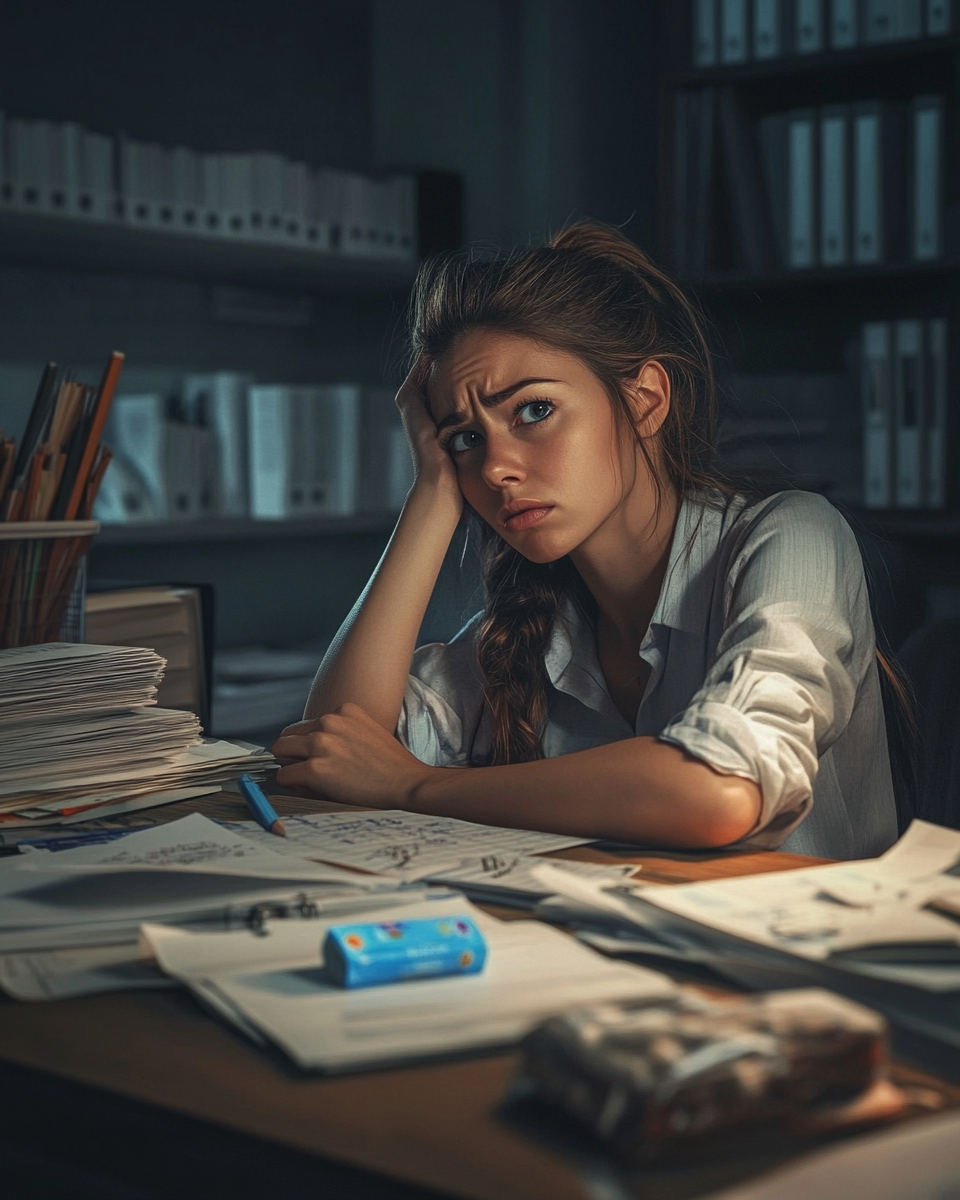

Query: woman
[[274, 221, 898, 859]]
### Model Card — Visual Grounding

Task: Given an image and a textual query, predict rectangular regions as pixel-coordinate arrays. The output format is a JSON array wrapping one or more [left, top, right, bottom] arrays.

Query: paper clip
[[246, 893, 321, 937]]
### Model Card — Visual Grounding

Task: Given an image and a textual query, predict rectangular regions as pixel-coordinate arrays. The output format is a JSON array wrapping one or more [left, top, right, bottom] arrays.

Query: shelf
[[675, 35, 960, 87], [0, 209, 419, 295], [842, 509, 960, 540], [687, 259, 960, 293], [93, 514, 397, 546]]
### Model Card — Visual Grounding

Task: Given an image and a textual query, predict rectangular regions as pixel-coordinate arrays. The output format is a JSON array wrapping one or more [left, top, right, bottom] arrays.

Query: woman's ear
[[626, 360, 671, 438]]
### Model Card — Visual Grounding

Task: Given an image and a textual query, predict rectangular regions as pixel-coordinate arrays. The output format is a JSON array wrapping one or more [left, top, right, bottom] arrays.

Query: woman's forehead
[[428, 330, 582, 416]]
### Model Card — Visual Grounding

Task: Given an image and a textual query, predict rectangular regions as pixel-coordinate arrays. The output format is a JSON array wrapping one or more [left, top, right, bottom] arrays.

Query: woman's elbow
[[694, 776, 763, 848]]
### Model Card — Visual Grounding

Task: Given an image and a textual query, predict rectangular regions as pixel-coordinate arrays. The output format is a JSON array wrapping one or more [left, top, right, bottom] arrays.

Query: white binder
[[894, 319, 924, 508], [912, 95, 943, 261], [183, 373, 254, 517], [112, 394, 170, 520], [819, 106, 850, 265], [75, 128, 115, 223], [693, 0, 718, 66], [852, 101, 906, 265], [753, 0, 781, 57], [247, 387, 307, 520], [925, 318, 948, 508], [787, 109, 817, 267], [171, 146, 203, 235], [720, 0, 748, 62], [830, 0, 860, 46], [312, 385, 361, 516], [865, 0, 900, 40], [218, 152, 255, 240], [795, 0, 824, 53], [862, 322, 894, 508], [249, 151, 286, 244], [926, 0, 955, 33]]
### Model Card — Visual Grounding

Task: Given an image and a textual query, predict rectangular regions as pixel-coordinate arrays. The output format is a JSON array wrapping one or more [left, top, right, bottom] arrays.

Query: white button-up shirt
[[398, 489, 899, 860]]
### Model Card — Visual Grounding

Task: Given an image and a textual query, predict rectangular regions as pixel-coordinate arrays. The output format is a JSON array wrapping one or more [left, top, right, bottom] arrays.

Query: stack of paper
[[142, 894, 677, 1072], [0, 642, 274, 826], [531, 821, 960, 1075]]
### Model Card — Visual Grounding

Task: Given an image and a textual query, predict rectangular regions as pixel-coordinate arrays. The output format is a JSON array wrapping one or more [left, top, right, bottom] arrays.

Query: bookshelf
[[0, 209, 418, 295], [658, 6, 960, 642], [95, 513, 398, 546]]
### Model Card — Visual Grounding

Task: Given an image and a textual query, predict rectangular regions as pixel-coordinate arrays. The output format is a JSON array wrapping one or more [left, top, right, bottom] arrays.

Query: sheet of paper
[[220, 811, 590, 879], [641, 861, 960, 963], [0, 942, 172, 1000], [143, 901, 676, 1072], [0, 737, 262, 800], [876, 819, 960, 880], [0, 786, 223, 827], [425, 854, 638, 900], [19, 814, 380, 883]]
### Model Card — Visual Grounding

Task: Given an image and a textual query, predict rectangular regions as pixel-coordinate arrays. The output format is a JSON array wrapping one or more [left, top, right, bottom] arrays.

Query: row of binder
[[94, 376, 414, 526], [0, 113, 416, 261], [766, 95, 944, 269], [693, 0, 955, 66], [862, 317, 948, 509], [675, 87, 945, 273]]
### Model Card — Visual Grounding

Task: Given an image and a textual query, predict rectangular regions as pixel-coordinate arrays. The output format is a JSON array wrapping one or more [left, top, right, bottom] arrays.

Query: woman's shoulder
[[690, 486, 853, 539]]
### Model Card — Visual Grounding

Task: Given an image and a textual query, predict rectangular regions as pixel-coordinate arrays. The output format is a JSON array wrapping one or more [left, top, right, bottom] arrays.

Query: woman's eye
[[448, 429, 484, 454], [518, 400, 553, 425]]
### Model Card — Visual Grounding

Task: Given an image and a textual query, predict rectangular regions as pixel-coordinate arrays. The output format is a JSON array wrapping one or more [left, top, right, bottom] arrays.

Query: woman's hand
[[273, 702, 437, 808], [396, 365, 463, 513]]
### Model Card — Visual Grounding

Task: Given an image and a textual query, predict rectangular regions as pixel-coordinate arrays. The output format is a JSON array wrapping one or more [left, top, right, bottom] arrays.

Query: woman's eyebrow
[[436, 378, 562, 431]]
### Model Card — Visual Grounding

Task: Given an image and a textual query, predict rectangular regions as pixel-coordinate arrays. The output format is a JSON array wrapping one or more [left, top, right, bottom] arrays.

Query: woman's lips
[[502, 505, 554, 532]]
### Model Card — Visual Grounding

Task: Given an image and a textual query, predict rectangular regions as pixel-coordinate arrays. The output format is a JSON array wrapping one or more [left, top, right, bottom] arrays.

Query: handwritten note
[[22, 813, 374, 884], [223, 810, 589, 879]]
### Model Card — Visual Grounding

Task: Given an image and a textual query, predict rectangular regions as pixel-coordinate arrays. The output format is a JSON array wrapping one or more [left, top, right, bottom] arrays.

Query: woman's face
[[429, 329, 668, 564]]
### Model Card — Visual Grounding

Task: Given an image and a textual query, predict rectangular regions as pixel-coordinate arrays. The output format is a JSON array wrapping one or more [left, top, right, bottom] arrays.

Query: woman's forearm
[[409, 736, 761, 849], [304, 485, 462, 730]]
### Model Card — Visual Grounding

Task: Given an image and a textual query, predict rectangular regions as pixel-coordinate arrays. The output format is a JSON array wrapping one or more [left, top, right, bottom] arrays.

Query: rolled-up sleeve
[[658, 494, 873, 845], [396, 617, 486, 767]]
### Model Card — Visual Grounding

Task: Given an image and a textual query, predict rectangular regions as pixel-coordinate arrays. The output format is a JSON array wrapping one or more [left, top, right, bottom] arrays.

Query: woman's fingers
[[272, 702, 435, 809], [394, 364, 460, 496]]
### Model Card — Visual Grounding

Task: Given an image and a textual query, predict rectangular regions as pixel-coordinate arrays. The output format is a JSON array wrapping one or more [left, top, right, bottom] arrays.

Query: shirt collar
[[544, 489, 732, 688]]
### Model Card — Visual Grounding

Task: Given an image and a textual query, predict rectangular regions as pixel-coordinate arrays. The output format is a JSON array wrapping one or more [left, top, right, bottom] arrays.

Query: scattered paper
[[0, 942, 172, 1001], [425, 854, 638, 903], [143, 897, 676, 1072], [20, 813, 379, 883], [220, 810, 590, 879]]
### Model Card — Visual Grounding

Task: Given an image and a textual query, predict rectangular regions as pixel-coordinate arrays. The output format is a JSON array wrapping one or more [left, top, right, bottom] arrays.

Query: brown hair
[[409, 220, 726, 765]]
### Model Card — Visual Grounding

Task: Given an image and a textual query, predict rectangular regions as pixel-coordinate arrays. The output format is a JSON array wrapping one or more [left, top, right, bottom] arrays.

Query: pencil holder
[[0, 520, 99, 648]]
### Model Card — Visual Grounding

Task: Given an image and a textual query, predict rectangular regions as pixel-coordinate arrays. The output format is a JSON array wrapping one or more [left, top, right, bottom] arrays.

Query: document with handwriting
[[224, 810, 589, 878]]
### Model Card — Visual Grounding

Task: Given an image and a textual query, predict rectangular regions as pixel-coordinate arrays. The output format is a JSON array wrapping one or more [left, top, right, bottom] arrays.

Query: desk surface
[[0, 794, 954, 1200]]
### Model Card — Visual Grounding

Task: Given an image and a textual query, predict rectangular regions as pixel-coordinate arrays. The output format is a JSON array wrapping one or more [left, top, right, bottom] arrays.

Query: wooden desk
[[0, 795, 952, 1200]]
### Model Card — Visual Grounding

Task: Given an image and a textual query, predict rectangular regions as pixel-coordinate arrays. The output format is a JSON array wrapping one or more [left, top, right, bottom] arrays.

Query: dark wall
[[0, 0, 371, 167], [0, 1, 666, 651]]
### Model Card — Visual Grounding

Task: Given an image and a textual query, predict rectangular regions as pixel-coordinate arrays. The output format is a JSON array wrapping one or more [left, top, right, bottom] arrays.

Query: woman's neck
[[570, 476, 680, 653]]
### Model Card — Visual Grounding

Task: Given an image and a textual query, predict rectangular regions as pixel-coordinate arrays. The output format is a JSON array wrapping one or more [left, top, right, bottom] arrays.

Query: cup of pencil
[[0, 353, 124, 648]]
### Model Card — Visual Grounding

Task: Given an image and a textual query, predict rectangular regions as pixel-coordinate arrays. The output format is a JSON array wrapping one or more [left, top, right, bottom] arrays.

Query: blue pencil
[[237, 774, 287, 837]]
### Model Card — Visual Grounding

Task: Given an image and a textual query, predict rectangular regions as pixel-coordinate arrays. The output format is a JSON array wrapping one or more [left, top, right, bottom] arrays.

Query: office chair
[[895, 619, 960, 831]]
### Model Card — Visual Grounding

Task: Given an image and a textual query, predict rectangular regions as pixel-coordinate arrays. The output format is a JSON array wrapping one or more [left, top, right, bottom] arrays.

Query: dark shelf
[[95, 514, 397, 546], [0, 208, 419, 295], [844, 510, 960, 539], [675, 34, 960, 87], [687, 259, 960, 293]]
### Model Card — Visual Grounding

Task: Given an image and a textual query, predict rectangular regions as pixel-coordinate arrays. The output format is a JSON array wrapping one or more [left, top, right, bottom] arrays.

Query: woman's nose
[[480, 432, 526, 490]]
